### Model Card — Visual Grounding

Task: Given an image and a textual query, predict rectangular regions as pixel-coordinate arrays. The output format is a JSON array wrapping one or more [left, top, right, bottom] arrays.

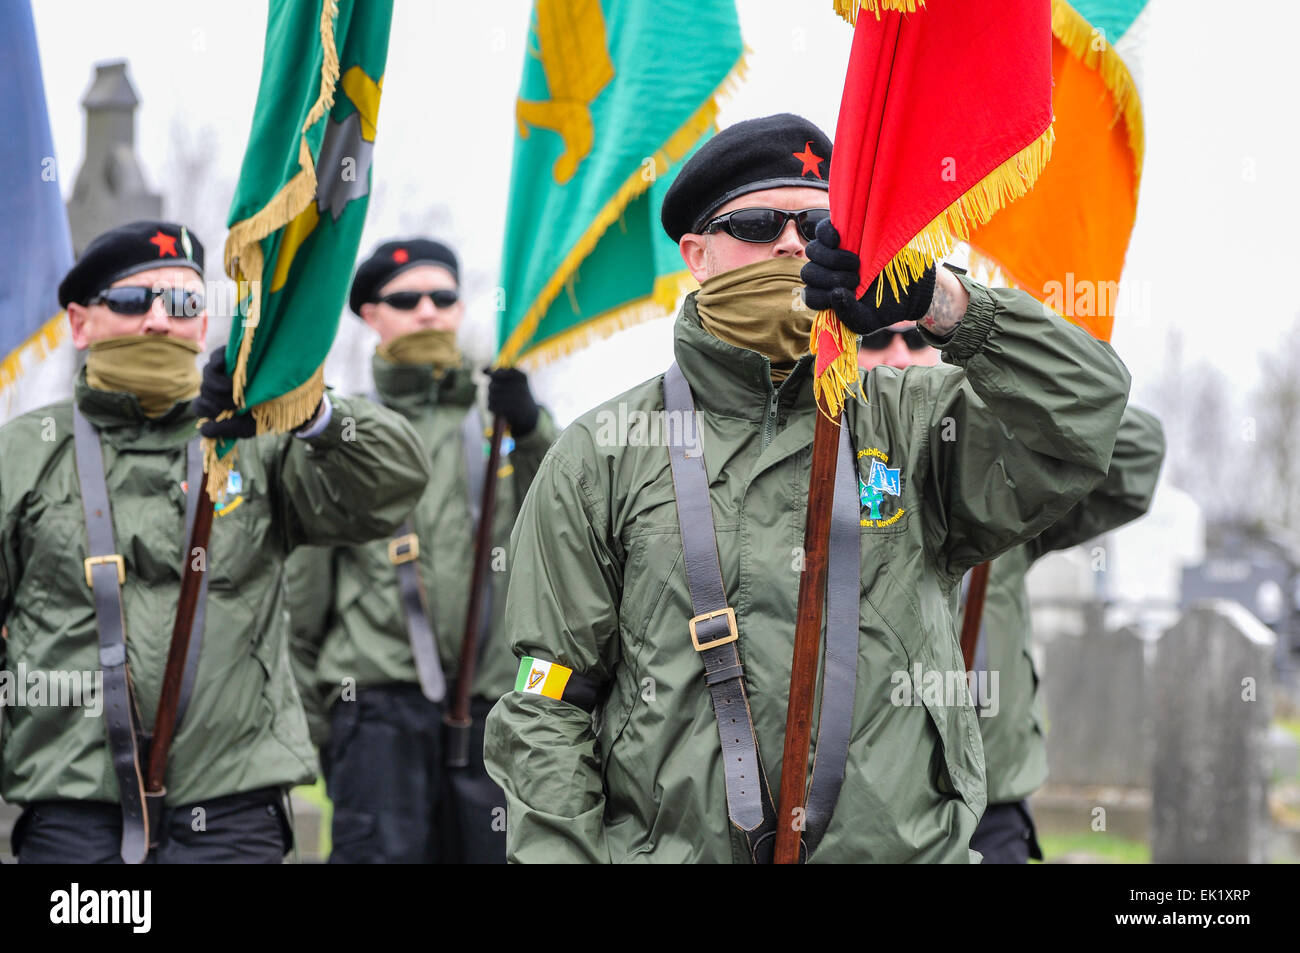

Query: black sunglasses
[[88, 286, 205, 318], [379, 289, 460, 310], [701, 207, 830, 244], [860, 327, 928, 351]]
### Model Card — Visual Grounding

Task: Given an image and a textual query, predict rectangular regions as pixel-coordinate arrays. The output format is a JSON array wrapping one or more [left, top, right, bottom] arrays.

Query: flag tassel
[[0, 312, 67, 394], [205, 0, 343, 500], [808, 310, 863, 420], [835, 0, 927, 25], [514, 271, 698, 369], [811, 124, 1055, 417], [878, 123, 1055, 302]]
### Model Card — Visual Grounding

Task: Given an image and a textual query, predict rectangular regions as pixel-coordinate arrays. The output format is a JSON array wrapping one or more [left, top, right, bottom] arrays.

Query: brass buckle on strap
[[84, 554, 126, 588], [689, 607, 738, 652], [388, 533, 420, 565]]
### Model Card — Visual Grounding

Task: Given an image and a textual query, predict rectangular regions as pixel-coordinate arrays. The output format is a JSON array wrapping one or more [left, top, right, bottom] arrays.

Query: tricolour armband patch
[[515, 656, 574, 701]]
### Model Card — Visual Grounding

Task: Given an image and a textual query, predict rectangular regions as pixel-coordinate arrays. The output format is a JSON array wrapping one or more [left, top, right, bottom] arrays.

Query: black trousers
[[13, 786, 291, 864], [324, 684, 505, 864], [971, 799, 1043, 864]]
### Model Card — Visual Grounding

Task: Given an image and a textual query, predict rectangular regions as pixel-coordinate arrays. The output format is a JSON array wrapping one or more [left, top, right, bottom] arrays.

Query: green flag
[[497, 0, 744, 367], [215, 0, 392, 484]]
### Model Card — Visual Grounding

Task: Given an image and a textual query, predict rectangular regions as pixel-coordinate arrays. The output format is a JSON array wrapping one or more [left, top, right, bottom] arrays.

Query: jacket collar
[[74, 367, 196, 447], [371, 351, 476, 412], [672, 292, 815, 421]]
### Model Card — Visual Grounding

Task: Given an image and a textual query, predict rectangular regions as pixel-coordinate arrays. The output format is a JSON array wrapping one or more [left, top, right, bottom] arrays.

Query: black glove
[[486, 367, 539, 438], [801, 217, 937, 336], [193, 348, 258, 440]]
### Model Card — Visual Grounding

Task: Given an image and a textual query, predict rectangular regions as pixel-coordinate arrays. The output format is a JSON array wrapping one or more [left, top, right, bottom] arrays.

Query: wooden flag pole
[[444, 415, 506, 768], [774, 407, 841, 864], [959, 561, 991, 672], [146, 470, 214, 797]]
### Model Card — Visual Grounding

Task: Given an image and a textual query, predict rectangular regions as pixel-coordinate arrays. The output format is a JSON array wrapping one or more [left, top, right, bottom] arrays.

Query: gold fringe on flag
[[0, 311, 67, 395], [809, 124, 1054, 416], [877, 124, 1054, 303], [495, 50, 749, 368], [209, 0, 341, 500], [1051, 0, 1145, 193], [808, 309, 863, 420], [516, 271, 697, 369], [834, 0, 927, 26]]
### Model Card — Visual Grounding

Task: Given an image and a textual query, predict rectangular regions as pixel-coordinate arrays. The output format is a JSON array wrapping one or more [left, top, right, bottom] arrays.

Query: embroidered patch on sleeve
[[514, 656, 574, 701]]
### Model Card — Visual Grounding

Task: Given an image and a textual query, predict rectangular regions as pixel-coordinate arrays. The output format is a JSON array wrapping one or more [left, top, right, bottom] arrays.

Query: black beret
[[58, 220, 204, 308], [349, 238, 460, 315], [660, 113, 832, 243]]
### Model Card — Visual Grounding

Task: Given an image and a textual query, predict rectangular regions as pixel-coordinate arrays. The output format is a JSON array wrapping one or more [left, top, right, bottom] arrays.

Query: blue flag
[[0, 0, 74, 423]]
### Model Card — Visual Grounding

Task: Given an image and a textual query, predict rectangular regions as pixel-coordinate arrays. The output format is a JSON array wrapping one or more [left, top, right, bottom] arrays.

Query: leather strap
[[392, 517, 446, 702], [802, 419, 861, 853], [962, 569, 990, 709], [174, 439, 208, 727], [73, 408, 149, 864], [460, 405, 494, 655], [663, 362, 861, 862], [461, 405, 487, 528], [663, 364, 777, 857], [381, 398, 493, 703], [370, 389, 447, 703]]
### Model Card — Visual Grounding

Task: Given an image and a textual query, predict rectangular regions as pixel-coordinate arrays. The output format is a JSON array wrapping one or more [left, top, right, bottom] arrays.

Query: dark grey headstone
[[1044, 622, 1150, 788], [1151, 601, 1275, 863]]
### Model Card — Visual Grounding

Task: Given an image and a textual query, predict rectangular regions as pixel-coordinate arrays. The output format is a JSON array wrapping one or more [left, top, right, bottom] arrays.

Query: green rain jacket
[[975, 405, 1164, 805], [0, 373, 430, 806], [287, 356, 557, 744], [484, 274, 1132, 863]]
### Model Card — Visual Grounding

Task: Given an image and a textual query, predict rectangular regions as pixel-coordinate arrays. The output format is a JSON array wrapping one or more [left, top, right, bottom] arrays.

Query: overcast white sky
[[32, 0, 1300, 424]]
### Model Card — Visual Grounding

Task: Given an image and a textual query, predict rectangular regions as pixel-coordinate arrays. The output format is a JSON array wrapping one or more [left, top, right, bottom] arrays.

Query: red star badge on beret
[[392, 248, 409, 263], [793, 141, 825, 180], [150, 230, 179, 257]]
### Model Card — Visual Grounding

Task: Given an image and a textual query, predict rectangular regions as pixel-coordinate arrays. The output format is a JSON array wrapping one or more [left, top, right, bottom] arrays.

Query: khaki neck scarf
[[85, 335, 202, 418], [695, 257, 812, 384], [377, 328, 460, 370]]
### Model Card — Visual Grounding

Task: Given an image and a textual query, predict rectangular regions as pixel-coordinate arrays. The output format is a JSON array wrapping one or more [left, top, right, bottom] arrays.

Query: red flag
[[812, 0, 1055, 414]]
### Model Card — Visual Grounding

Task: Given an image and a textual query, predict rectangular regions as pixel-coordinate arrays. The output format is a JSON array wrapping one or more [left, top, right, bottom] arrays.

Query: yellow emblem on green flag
[[212, 0, 392, 490], [496, 0, 746, 367]]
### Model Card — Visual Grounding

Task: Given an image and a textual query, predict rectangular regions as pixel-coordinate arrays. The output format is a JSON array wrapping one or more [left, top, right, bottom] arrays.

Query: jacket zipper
[[762, 386, 779, 451]]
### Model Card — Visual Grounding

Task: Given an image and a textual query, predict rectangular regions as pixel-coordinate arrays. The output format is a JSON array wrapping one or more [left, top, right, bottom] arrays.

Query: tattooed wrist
[[919, 267, 969, 336]]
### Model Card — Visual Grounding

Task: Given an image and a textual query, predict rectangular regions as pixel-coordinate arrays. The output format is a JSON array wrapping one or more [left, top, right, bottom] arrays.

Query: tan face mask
[[377, 328, 460, 369], [85, 334, 202, 418], [695, 257, 812, 383]]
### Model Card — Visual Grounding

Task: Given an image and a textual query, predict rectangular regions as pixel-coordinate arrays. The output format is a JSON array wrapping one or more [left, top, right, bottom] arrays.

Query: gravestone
[[1150, 600, 1274, 863], [1044, 622, 1149, 788]]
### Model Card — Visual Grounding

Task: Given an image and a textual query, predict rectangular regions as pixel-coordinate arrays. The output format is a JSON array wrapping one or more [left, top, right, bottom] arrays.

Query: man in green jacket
[[856, 324, 1165, 862], [0, 220, 430, 864], [967, 407, 1164, 862], [483, 114, 1132, 863], [288, 238, 556, 863]]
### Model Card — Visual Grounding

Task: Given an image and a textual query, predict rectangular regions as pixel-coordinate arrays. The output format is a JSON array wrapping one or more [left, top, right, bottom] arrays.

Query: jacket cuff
[[298, 392, 351, 450], [923, 272, 997, 365], [513, 408, 556, 456], [293, 393, 333, 439]]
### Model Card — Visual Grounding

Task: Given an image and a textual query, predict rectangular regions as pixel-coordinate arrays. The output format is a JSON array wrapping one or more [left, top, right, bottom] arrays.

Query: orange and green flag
[[496, 0, 745, 368], [215, 0, 391, 489], [967, 0, 1149, 342]]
